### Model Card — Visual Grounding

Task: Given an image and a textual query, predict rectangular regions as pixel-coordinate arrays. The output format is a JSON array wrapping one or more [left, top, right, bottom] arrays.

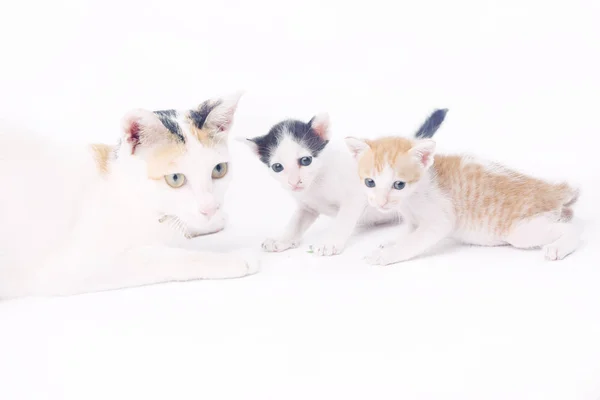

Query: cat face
[[343, 108, 448, 212], [239, 114, 330, 192], [118, 93, 241, 235], [345, 137, 436, 212]]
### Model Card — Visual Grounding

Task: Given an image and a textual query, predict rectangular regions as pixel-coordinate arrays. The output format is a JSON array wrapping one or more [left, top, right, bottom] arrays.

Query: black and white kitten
[[238, 109, 448, 256]]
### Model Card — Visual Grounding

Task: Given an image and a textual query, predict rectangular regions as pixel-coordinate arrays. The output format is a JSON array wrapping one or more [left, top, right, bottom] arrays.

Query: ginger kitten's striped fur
[[345, 136, 580, 264]]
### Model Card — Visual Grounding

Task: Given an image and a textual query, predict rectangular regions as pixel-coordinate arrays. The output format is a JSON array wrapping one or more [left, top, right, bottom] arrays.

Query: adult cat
[[0, 93, 259, 299]]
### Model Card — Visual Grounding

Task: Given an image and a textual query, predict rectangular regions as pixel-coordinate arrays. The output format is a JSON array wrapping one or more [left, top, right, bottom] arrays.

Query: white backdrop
[[1, 0, 599, 399]]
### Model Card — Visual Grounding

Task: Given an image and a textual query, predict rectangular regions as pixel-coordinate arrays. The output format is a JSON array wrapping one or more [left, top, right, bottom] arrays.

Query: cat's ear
[[234, 136, 260, 155], [121, 109, 168, 154], [197, 91, 244, 135], [410, 139, 436, 168], [344, 137, 370, 159], [308, 112, 330, 140], [414, 108, 448, 139]]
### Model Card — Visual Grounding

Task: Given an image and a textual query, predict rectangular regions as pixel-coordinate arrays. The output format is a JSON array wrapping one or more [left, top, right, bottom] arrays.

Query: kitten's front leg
[[365, 221, 452, 265], [313, 201, 366, 256], [262, 206, 318, 252], [377, 215, 415, 249], [30, 246, 260, 297]]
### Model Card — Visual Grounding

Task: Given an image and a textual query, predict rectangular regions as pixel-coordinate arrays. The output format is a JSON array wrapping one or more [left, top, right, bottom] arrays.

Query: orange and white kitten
[[0, 93, 260, 299], [344, 136, 581, 265]]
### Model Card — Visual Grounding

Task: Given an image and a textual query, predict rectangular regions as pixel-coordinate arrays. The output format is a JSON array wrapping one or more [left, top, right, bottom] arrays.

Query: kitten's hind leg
[[506, 216, 581, 261]]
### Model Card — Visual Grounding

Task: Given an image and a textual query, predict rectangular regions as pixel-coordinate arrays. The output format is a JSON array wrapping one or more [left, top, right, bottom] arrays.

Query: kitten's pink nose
[[287, 179, 302, 189], [377, 199, 389, 208]]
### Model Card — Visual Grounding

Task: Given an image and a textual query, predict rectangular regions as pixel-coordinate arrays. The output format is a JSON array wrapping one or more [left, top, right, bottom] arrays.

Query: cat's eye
[[212, 162, 228, 179], [365, 178, 376, 188], [165, 173, 186, 188], [272, 163, 284, 173], [299, 156, 312, 166], [392, 181, 406, 190]]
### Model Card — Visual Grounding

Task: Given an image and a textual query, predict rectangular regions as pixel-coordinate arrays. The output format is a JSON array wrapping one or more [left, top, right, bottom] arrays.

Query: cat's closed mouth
[[159, 214, 224, 239]]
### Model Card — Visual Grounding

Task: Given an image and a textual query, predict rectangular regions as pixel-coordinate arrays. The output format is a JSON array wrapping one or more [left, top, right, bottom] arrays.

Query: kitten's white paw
[[364, 247, 399, 266], [261, 238, 297, 253], [543, 243, 574, 261], [311, 242, 345, 256], [231, 248, 261, 276]]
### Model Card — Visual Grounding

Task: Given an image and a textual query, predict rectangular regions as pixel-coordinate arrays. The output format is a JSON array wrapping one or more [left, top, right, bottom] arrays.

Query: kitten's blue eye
[[299, 156, 312, 166], [392, 181, 406, 190], [365, 178, 376, 188], [272, 163, 284, 173]]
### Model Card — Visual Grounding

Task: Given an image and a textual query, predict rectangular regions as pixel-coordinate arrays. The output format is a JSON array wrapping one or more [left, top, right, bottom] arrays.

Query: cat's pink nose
[[287, 179, 302, 189], [377, 199, 389, 208], [199, 205, 219, 218]]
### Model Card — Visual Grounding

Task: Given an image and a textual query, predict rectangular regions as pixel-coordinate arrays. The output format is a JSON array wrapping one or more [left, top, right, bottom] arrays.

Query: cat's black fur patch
[[154, 109, 185, 143], [189, 100, 221, 130], [414, 108, 448, 139], [250, 119, 329, 166]]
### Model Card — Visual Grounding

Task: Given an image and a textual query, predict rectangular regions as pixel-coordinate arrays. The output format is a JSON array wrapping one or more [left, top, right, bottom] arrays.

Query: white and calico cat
[[0, 93, 260, 299], [238, 109, 448, 256]]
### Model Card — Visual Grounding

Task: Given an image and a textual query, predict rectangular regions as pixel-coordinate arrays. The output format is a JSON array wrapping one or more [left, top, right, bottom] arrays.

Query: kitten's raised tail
[[414, 109, 448, 139]]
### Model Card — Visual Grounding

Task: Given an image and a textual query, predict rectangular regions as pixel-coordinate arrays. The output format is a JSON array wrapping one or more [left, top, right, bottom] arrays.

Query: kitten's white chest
[[293, 190, 340, 216], [358, 206, 399, 226]]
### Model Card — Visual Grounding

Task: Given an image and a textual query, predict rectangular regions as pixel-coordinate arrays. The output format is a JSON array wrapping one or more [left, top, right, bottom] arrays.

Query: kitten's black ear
[[121, 109, 167, 154], [414, 108, 448, 139], [344, 137, 370, 159], [234, 136, 260, 155], [195, 91, 244, 136], [308, 112, 330, 140]]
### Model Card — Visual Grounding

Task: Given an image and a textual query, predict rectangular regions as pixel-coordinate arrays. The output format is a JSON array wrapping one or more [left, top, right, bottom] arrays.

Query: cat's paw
[[543, 243, 574, 261], [231, 248, 261, 276], [364, 247, 400, 266], [311, 242, 345, 256], [261, 238, 297, 253]]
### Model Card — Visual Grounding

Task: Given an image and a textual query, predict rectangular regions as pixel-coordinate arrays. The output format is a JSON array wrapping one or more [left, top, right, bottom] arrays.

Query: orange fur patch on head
[[146, 143, 186, 179], [187, 120, 214, 147], [90, 144, 115, 175], [357, 137, 423, 183]]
